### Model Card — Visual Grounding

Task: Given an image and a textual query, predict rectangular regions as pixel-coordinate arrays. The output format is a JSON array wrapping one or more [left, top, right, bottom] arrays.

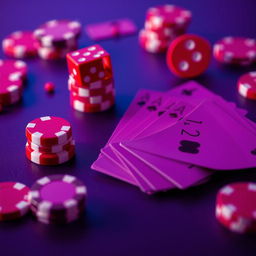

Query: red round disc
[[166, 34, 211, 78]]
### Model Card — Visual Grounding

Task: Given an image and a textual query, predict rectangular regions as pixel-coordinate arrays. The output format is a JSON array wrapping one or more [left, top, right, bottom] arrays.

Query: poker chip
[[213, 37, 256, 65], [216, 182, 256, 233], [237, 71, 256, 100], [34, 20, 81, 48], [146, 5, 192, 30], [139, 5, 191, 53], [0, 182, 30, 221], [69, 79, 115, 98], [0, 59, 28, 81], [29, 174, 87, 224], [70, 92, 115, 113], [26, 116, 72, 147], [2, 31, 39, 58], [25, 143, 75, 165], [166, 34, 211, 78], [0, 69, 23, 106], [27, 139, 75, 154], [38, 44, 77, 60], [139, 29, 171, 53]]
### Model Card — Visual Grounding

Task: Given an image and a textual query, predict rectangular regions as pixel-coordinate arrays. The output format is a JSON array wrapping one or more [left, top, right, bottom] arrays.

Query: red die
[[66, 45, 113, 85]]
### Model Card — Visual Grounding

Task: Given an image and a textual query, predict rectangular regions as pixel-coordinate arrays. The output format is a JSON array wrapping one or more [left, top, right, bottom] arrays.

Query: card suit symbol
[[169, 113, 178, 118], [182, 89, 194, 96], [158, 111, 165, 116], [251, 149, 256, 155], [147, 105, 157, 111], [137, 101, 146, 106], [178, 140, 200, 154]]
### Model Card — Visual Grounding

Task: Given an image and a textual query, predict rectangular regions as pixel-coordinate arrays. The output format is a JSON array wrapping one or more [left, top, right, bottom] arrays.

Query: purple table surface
[[1, 0, 256, 255]]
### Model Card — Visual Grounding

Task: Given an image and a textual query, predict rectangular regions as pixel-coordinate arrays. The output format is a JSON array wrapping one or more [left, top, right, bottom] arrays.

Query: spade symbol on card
[[251, 149, 256, 155], [169, 113, 178, 118], [137, 101, 146, 106], [178, 140, 200, 154], [158, 111, 165, 116], [147, 105, 157, 111], [182, 89, 196, 96]]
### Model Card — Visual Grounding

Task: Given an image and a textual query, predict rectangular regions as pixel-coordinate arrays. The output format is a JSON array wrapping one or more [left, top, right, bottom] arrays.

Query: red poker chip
[[34, 20, 81, 48], [2, 31, 39, 58], [27, 139, 75, 154], [139, 29, 171, 53], [70, 93, 114, 113], [0, 182, 30, 221], [69, 78, 114, 97], [26, 116, 72, 147], [26, 144, 75, 165], [146, 5, 192, 30], [166, 34, 211, 78], [216, 182, 256, 233], [237, 71, 256, 100], [71, 90, 115, 104], [0, 72, 23, 106], [0, 59, 27, 81], [213, 37, 256, 64], [38, 44, 77, 60]]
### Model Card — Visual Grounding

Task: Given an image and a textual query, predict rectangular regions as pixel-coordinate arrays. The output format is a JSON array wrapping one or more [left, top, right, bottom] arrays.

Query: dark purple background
[[1, 0, 256, 255]]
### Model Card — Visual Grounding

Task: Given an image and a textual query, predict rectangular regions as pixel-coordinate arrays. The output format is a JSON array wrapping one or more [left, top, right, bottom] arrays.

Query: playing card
[[85, 18, 137, 41], [122, 100, 256, 170], [111, 143, 176, 194]]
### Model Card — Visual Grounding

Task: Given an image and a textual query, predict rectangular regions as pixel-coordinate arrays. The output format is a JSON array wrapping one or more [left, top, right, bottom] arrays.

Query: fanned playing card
[[91, 81, 255, 194]]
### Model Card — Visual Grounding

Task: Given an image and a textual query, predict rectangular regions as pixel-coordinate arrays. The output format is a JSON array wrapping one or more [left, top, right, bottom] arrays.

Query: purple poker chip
[[29, 174, 87, 215], [34, 20, 82, 47]]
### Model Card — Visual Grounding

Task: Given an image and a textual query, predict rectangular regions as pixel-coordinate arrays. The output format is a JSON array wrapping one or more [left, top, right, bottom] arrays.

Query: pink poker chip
[[0, 59, 27, 81], [139, 29, 171, 53], [2, 31, 39, 58], [213, 37, 256, 64], [216, 182, 256, 233], [146, 5, 192, 30], [0, 182, 30, 221], [26, 116, 72, 147], [34, 20, 81, 47], [237, 71, 256, 100], [0, 74, 23, 105], [25, 143, 75, 165]]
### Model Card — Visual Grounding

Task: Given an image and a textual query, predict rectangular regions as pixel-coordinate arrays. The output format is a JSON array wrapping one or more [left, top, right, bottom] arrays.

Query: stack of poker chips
[[25, 116, 75, 165], [139, 5, 192, 53], [33, 19, 81, 60], [0, 59, 27, 108], [29, 175, 87, 224], [66, 45, 115, 113]]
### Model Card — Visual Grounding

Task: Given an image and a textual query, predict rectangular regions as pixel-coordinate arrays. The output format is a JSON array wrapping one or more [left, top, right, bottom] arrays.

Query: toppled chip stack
[[0, 59, 27, 107], [66, 45, 115, 112], [29, 175, 87, 224], [25, 116, 75, 165], [139, 5, 192, 53], [33, 20, 81, 60]]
